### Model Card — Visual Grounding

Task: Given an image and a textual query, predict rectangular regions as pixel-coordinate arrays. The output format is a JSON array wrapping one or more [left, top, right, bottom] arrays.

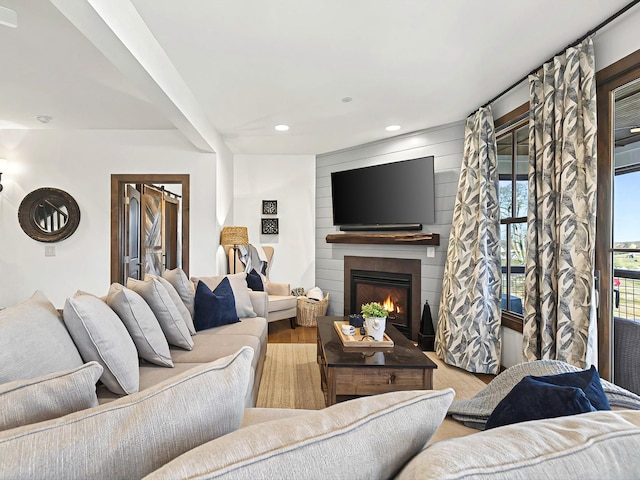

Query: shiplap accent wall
[[315, 121, 465, 327]]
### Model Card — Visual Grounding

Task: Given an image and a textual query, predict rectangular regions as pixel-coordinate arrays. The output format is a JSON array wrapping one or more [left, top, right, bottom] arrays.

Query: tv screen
[[330, 156, 435, 227]]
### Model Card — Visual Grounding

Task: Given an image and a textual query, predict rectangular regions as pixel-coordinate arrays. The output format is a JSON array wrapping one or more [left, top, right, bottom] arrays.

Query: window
[[612, 157, 640, 321], [496, 121, 529, 322]]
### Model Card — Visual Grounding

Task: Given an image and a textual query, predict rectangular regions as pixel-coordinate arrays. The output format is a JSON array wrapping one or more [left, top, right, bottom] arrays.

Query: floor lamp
[[220, 226, 249, 274]]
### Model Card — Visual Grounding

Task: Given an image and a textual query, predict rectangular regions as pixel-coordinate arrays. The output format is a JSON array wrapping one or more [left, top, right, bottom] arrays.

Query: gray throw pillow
[[147, 389, 455, 480], [162, 267, 195, 318], [0, 291, 83, 383], [106, 283, 174, 367], [192, 273, 257, 318], [0, 347, 254, 480], [152, 275, 196, 335], [127, 277, 194, 350], [63, 292, 140, 395], [0, 362, 103, 431]]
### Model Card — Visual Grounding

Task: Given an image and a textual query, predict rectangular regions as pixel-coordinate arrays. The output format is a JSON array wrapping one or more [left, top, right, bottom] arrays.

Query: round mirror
[[18, 188, 80, 242]]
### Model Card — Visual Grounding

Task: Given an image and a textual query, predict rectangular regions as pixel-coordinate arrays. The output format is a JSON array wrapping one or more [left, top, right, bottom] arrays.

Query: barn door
[[163, 191, 180, 270], [124, 184, 142, 280], [141, 184, 164, 276]]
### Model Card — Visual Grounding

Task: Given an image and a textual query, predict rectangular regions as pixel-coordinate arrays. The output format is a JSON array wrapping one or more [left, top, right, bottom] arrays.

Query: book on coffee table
[[333, 321, 394, 348]]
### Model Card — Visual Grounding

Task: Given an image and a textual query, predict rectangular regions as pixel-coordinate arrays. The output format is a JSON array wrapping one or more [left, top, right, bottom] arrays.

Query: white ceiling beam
[[50, 0, 230, 155]]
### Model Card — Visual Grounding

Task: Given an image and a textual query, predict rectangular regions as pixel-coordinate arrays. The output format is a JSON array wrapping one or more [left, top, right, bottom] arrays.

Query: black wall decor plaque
[[262, 200, 277, 215], [261, 218, 279, 234]]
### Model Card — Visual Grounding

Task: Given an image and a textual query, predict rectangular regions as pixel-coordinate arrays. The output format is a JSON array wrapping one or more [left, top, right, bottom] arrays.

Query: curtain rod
[[472, 0, 640, 116]]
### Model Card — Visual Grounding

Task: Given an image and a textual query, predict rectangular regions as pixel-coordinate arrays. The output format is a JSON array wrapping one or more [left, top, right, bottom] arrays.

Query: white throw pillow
[[127, 277, 194, 350], [146, 389, 454, 480], [0, 362, 103, 431], [0, 291, 83, 383], [0, 347, 254, 480], [192, 273, 257, 318], [162, 267, 195, 318], [63, 292, 140, 395], [106, 283, 174, 367]]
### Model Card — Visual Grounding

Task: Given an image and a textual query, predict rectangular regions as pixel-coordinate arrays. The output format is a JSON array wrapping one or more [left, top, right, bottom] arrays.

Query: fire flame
[[382, 294, 402, 314]]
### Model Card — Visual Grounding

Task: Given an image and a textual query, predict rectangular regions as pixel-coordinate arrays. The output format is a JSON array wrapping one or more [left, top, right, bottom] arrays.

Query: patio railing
[[614, 269, 640, 320], [500, 268, 640, 321]]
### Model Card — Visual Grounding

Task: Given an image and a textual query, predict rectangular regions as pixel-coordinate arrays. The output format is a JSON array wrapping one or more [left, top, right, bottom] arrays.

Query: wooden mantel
[[325, 232, 440, 245]]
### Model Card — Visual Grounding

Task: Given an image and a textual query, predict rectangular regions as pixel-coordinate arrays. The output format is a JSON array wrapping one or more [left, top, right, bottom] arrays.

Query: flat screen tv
[[330, 156, 435, 230]]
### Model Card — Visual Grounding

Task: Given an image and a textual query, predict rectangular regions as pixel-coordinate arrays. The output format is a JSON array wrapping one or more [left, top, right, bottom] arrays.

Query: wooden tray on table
[[333, 321, 394, 348]]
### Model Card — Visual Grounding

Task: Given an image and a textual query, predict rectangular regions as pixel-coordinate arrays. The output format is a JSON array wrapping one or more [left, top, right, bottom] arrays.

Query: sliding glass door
[[595, 50, 640, 382]]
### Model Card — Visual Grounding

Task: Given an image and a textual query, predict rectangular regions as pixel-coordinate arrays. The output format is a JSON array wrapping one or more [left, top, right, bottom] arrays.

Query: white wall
[[0, 129, 217, 308], [316, 122, 465, 332], [493, 6, 640, 119], [233, 154, 315, 290], [216, 146, 235, 275]]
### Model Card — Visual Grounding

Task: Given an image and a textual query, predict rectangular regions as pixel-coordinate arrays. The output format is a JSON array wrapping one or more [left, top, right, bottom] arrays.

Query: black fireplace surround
[[344, 256, 421, 340]]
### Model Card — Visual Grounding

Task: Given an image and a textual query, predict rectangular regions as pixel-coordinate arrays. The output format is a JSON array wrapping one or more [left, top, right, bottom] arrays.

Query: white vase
[[364, 316, 386, 341]]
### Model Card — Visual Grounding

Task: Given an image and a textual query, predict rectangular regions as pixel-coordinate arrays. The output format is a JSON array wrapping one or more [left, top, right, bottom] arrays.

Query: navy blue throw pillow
[[246, 269, 264, 292], [485, 376, 596, 430], [193, 279, 239, 331], [531, 365, 611, 411]]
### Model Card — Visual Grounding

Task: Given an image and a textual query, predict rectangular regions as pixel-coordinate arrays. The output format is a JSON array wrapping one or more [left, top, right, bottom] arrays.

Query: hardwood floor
[[267, 319, 317, 343], [267, 318, 494, 384]]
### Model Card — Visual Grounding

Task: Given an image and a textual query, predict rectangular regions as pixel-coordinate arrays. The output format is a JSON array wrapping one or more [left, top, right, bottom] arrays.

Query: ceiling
[[0, 0, 636, 155]]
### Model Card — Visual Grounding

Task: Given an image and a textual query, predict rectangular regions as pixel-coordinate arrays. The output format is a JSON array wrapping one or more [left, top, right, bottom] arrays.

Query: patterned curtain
[[435, 106, 502, 374], [523, 37, 597, 368]]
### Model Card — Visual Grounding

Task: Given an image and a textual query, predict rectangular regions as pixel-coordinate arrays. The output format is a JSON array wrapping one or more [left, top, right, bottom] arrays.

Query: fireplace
[[344, 256, 421, 340]]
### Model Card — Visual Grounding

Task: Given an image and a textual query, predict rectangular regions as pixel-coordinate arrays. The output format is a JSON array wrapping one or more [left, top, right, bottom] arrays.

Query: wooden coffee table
[[316, 316, 437, 406]]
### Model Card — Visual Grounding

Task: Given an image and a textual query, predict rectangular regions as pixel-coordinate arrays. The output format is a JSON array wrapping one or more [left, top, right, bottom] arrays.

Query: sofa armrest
[[248, 290, 268, 319], [265, 281, 290, 296]]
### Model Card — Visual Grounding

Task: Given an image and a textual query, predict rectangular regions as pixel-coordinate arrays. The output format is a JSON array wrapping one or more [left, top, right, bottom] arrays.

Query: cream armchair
[[226, 246, 297, 328]]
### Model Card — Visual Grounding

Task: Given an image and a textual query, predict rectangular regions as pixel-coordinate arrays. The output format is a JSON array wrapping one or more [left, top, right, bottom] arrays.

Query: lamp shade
[[220, 226, 249, 246]]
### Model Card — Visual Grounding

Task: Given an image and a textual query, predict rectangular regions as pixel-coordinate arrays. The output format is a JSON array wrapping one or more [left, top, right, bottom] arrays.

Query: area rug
[[256, 344, 326, 410], [256, 344, 487, 410]]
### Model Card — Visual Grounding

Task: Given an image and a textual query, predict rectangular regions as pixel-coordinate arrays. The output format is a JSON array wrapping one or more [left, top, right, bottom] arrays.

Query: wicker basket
[[296, 293, 330, 327]]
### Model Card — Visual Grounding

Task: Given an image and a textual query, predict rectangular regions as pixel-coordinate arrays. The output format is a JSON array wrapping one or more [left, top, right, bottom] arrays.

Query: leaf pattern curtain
[[435, 106, 502, 374], [523, 37, 597, 368]]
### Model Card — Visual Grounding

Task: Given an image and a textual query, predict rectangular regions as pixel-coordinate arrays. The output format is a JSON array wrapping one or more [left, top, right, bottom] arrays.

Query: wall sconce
[[0, 159, 6, 193]]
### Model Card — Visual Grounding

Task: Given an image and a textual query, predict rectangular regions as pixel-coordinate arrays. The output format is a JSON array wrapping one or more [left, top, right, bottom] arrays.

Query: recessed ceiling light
[[385, 125, 401, 132], [631, 127, 640, 134], [274, 124, 289, 132], [36, 115, 53, 124], [342, 97, 353, 103]]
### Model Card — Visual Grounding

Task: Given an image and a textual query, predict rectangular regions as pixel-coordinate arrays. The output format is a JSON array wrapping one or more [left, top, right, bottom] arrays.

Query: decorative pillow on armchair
[[246, 269, 265, 292], [194, 279, 240, 331]]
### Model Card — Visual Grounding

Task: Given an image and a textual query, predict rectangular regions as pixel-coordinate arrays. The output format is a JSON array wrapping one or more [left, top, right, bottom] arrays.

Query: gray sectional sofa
[[0, 269, 268, 409], [2, 272, 640, 479]]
